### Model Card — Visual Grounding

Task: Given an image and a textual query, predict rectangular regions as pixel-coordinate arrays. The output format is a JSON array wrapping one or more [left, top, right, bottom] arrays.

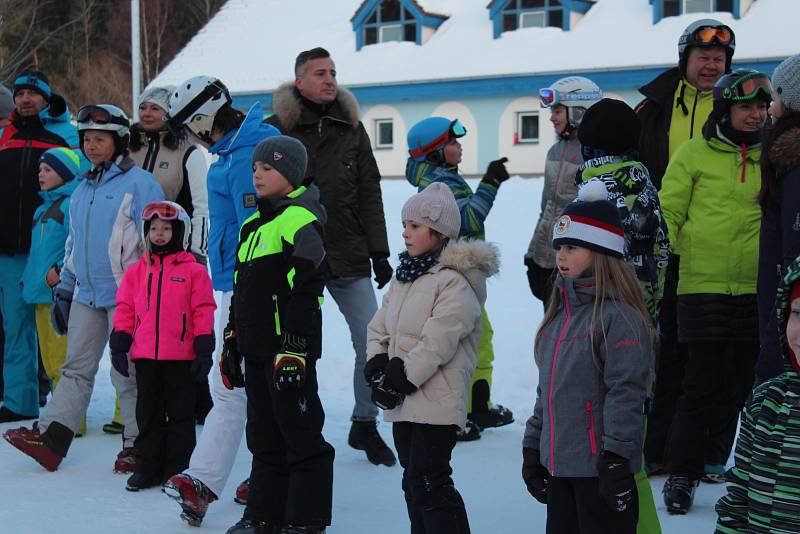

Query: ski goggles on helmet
[[141, 201, 181, 222], [539, 87, 602, 108], [692, 26, 733, 47], [720, 73, 773, 102], [408, 119, 467, 160], [76, 105, 129, 127]]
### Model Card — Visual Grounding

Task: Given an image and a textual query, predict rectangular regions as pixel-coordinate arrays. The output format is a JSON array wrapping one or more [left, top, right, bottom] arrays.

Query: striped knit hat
[[39, 147, 81, 182], [552, 179, 624, 257]]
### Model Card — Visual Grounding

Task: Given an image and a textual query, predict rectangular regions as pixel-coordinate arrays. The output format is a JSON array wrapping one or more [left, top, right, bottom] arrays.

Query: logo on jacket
[[554, 215, 571, 234], [159, 162, 169, 169], [170, 277, 185, 282], [273, 152, 283, 161], [243, 193, 256, 208], [793, 213, 800, 232]]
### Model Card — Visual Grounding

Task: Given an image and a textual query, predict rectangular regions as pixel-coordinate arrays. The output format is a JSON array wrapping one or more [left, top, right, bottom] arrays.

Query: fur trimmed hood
[[769, 126, 800, 177], [271, 82, 361, 131], [435, 239, 500, 303]]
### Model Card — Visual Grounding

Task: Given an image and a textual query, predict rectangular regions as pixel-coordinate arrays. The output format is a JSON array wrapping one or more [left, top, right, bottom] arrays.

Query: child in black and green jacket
[[219, 135, 333, 534], [715, 254, 800, 533]]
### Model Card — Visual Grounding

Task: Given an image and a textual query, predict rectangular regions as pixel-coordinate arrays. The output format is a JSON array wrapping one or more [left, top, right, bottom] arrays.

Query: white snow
[[152, 0, 797, 94], [0, 177, 728, 533]]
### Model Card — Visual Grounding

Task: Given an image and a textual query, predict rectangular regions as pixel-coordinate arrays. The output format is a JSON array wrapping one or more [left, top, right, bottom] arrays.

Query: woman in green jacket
[[658, 69, 772, 514]]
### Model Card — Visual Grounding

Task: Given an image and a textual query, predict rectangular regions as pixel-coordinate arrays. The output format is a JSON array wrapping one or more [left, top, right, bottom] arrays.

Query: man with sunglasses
[[635, 19, 740, 483], [266, 47, 396, 468], [0, 69, 84, 423]]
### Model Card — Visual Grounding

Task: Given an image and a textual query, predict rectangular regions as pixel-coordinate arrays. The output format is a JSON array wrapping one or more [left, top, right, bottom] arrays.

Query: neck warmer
[[395, 249, 441, 283]]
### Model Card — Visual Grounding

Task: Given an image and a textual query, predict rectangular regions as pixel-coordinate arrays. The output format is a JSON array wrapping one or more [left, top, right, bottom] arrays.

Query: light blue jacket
[[59, 158, 164, 308], [21, 179, 79, 304], [207, 102, 280, 291]]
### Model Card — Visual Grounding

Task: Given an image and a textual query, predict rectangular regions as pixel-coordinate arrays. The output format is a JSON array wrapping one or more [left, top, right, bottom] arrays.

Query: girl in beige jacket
[[366, 182, 499, 533]]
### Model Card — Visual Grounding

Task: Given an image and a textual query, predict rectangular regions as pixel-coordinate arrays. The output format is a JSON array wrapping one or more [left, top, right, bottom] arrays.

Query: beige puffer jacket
[[366, 240, 500, 428]]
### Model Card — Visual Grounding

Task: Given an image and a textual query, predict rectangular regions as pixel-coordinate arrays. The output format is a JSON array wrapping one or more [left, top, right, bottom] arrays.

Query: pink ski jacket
[[114, 251, 215, 361]]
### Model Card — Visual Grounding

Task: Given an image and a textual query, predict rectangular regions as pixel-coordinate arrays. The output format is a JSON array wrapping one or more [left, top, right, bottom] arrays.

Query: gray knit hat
[[401, 182, 461, 239], [0, 83, 13, 119], [252, 135, 308, 188], [139, 85, 174, 112], [773, 53, 800, 112]]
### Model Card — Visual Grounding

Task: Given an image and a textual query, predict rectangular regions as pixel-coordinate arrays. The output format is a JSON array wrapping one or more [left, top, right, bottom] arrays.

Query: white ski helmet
[[76, 104, 131, 157], [539, 76, 603, 128], [167, 76, 231, 144], [141, 200, 192, 253]]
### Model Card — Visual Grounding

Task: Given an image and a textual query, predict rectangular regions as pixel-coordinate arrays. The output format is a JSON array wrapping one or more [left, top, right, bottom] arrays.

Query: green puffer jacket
[[659, 134, 762, 296]]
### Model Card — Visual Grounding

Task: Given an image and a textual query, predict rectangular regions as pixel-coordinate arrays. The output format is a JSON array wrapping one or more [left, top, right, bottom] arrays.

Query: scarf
[[395, 250, 440, 283]]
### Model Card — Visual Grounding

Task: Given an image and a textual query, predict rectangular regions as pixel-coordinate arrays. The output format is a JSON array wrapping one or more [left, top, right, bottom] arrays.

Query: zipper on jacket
[[740, 144, 747, 182], [272, 294, 281, 335], [142, 132, 159, 172], [584, 401, 598, 456], [548, 286, 572, 474], [180, 312, 187, 343], [146, 271, 153, 311], [689, 90, 699, 139], [154, 258, 164, 358], [18, 139, 32, 250], [85, 185, 97, 305]]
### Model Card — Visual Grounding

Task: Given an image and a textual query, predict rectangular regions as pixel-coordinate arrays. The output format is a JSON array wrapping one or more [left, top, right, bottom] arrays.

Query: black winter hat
[[578, 98, 641, 157], [552, 179, 625, 258]]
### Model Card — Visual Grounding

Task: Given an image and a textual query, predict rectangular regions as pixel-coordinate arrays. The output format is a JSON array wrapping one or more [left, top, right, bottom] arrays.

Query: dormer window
[[363, 0, 417, 45], [501, 0, 564, 32], [662, 0, 733, 16]]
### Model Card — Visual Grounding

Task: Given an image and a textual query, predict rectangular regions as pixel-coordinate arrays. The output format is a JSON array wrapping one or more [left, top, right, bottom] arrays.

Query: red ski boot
[[162, 473, 218, 527], [114, 447, 136, 474], [3, 425, 62, 471], [235, 478, 249, 505]]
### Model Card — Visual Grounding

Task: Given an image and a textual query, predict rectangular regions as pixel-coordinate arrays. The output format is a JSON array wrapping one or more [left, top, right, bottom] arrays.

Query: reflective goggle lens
[[450, 119, 467, 138], [694, 26, 732, 46], [142, 202, 179, 221], [77, 105, 113, 124], [539, 88, 557, 108], [727, 75, 773, 101]]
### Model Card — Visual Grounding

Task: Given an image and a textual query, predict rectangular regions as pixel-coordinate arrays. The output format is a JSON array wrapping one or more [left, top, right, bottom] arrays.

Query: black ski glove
[[522, 447, 549, 504], [109, 330, 133, 377], [219, 327, 245, 389], [273, 332, 308, 392], [191, 334, 215, 382], [383, 357, 417, 395], [481, 157, 510, 188], [597, 451, 635, 512], [50, 286, 73, 336], [364, 353, 389, 385], [371, 256, 393, 289]]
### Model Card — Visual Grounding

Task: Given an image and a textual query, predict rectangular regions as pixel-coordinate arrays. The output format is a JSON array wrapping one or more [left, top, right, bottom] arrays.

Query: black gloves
[[522, 447, 549, 504], [50, 286, 73, 336], [273, 332, 307, 392], [481, 157, 510, 188], [597, 451, 635, 512], [220, 327, 245, 389], [371, 256, 393, 290], [364, 353, 389, 385], [368, 356, 415, 410], [109, 330, 133, 377], [383, 357, 417, 395], [191, 334, 215, 382]]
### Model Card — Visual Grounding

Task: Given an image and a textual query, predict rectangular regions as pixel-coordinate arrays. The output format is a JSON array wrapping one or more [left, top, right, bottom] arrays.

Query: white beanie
[[139, 85, 175, 112], [401, 182, 461, 239], [773, 54, 800, 112]]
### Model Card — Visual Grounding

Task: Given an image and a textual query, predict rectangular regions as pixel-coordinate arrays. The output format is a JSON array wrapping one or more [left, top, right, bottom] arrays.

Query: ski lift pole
[[131, 0, 141, 115]]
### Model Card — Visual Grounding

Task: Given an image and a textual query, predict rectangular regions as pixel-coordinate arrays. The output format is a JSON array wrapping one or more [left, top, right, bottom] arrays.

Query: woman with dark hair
[[756, 53, 800, 382], [129, 86, 213, 426]]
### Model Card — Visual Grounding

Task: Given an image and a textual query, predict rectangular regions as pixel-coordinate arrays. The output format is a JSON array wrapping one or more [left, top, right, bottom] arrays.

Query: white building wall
[[361, 104, 409, 178], [497, 96, 549, 177]]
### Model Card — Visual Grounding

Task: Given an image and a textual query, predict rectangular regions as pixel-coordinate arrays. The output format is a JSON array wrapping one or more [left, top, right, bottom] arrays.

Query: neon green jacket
[[659, 134, 762, 296]]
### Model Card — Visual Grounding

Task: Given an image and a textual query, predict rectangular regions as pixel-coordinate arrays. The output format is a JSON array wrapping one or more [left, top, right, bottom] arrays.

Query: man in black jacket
[[267, 47, 395, 467], [635, 20, 738, 488]]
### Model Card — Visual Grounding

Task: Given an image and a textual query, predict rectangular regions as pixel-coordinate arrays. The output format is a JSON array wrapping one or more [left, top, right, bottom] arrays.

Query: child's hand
[[273, 332, 307, 392], [109, 330, 133, 377], [191, 334, 215, 381], [597, 451, 635, 512], [481, 157, 510, 188], [383, 357, 417, 395], [522, 447, 549, 504], [219, 328, 245, 389], [45, 265, 61, 288], [363, 353, 389, 386]]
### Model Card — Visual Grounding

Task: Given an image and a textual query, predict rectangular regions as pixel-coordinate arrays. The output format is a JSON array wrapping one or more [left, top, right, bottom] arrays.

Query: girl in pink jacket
[[110, 201, 216, 492]]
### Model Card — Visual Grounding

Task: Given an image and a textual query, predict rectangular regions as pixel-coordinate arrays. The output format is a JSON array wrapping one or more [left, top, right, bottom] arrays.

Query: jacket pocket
[[584, 401, 598, 456], [180, 312, 187, 343]]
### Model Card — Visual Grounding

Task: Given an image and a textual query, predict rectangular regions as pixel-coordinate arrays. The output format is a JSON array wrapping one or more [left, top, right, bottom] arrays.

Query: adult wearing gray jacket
[[525, 76, 602, 308]]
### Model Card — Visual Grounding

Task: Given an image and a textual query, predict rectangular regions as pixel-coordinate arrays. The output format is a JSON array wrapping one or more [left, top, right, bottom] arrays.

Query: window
[[662, 0, 732, 17], [362, 0, 418, 46], [516, 112, 539, 144], [500, 0, 563, 32], [374, 119, 394, 149]]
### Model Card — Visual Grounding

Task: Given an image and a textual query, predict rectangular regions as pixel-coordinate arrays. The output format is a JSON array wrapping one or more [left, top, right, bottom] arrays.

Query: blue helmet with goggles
[[407, 117, 467, 163]]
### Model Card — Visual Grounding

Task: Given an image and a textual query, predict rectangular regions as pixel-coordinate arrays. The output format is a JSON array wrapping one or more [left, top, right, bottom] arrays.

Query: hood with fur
[[434, 239, 500, 304], [270, 82, 360, 131], [769, 126, 800, 178]]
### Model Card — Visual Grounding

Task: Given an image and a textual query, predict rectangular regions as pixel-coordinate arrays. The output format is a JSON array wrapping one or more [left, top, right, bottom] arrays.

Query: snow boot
[[468, 380, 513, 430], [279, 526, 326, 534], [102, 421, 124, 434], [3, 424, 63, 471], [126, 471, 161, 491], [662, 474, 698, 514], [347, 421, 396, 466], [0, 406, 37, 423], [226, 518, 280, 534], [114, 447, 136, 474], [163, 473, 218, 527], [235, 478, 249, 504], [455, 419, 481, 442]]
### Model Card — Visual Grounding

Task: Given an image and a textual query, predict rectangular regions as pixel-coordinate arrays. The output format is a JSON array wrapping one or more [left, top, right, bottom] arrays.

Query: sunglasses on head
[[142, 202, 180, 222]]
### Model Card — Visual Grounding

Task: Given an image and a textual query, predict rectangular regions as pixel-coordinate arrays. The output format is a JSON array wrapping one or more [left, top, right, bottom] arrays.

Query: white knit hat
[[773, 53, 800, 112], [401, 182, 461, 239], [139, 85, 175, 112]]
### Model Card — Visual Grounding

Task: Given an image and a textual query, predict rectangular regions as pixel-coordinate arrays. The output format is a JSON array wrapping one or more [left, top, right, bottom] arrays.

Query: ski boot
[[226, 518, 279, 533], [235, 478, 249, 505], [663, 474, 698, 514], [163, 473, 218, 527], [114, 447, 136, 474], [3, 424, 62, 471]]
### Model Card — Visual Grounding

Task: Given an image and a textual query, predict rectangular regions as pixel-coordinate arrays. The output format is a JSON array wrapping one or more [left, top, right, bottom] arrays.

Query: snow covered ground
[[0, 177, 726, 533]]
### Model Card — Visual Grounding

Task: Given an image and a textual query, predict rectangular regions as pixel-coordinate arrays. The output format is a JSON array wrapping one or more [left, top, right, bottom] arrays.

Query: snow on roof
[[153, 0, 797, 94]]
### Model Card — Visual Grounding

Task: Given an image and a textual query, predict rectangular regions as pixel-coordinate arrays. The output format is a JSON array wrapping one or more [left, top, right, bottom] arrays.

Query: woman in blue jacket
[[3, 104, 164, 473]]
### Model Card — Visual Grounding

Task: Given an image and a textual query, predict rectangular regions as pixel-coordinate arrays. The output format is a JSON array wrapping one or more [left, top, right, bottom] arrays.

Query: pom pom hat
[[552, 179, 625, 258]]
